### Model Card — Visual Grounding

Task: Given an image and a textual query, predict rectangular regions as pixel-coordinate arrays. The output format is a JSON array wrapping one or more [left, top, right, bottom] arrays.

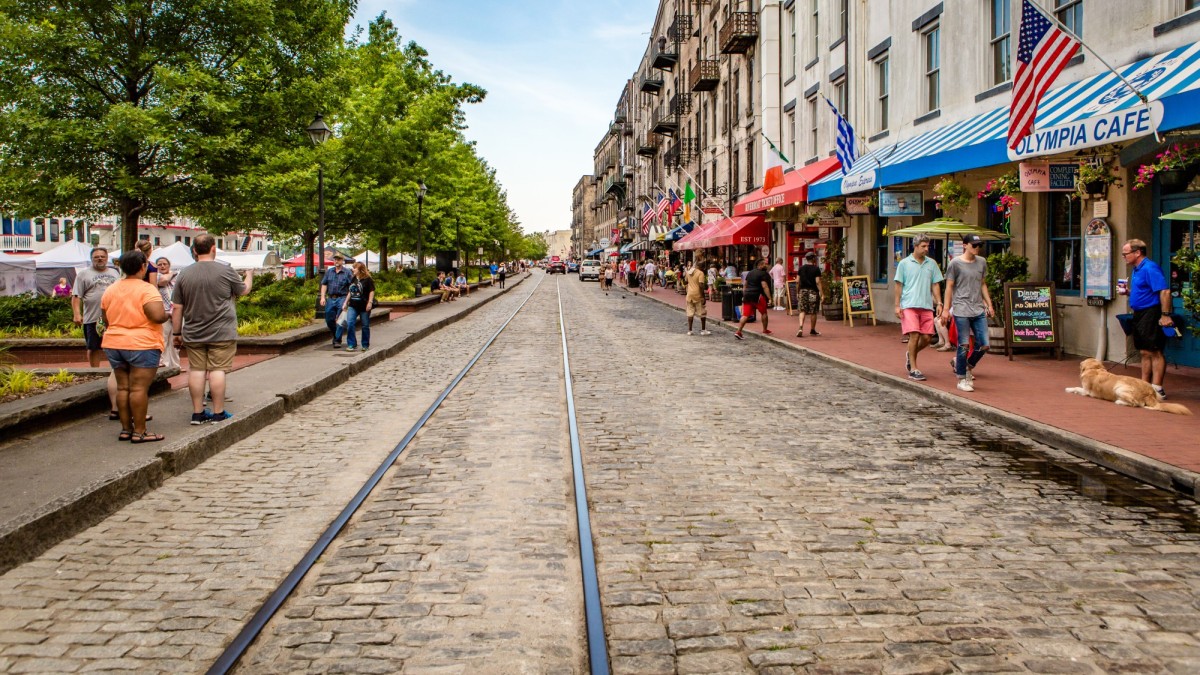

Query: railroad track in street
[[210, 274, 610, 674]]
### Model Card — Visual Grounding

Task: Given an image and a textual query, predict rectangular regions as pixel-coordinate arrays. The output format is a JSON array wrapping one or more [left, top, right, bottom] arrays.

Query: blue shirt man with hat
[[319, 252, 353, 346]]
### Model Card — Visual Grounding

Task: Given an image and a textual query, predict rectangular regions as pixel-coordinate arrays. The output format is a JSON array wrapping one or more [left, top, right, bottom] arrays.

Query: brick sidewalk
[[621, 280, 1200, 475]]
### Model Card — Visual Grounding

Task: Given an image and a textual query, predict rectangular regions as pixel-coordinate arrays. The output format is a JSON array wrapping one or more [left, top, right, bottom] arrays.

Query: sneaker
[[774, 306, 785, 311], [361, 346, 368, 351], [908, 369, 927, 381], [190, 411, 210, 425], [1152, 385, 1166, 399], [345, 346, 357, 352], [687, 330, 694, 336], [950, 358, 959, 377], [905, 353, 912, 374], [332, 341, 342, 348], [810, 330, 821, 336], [205, 410, 233, 423], [796, 330, 804, 337], [700, 330, 711, 336], [956, 378, 975, 392], [763, 329, 773, 335], [734, 332, 744, 340]]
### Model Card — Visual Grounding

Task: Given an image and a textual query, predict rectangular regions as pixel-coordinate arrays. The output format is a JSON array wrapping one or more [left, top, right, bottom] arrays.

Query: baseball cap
[[332, 252, 344, 260], [962, 234, 984, 246]]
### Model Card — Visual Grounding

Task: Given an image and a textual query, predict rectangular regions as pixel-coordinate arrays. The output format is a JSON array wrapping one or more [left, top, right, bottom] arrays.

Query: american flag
[[1008, 0, 1079, 150], [641, 202, 654, 235], [654, 192, 670, 221], [822, 96, 857, 175]]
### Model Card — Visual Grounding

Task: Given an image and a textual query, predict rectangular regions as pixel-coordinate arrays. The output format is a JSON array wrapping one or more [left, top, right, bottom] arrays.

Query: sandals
[[130, 431, 165, 444], [109, 411, 152, 421], [118, 430, 133, 442]]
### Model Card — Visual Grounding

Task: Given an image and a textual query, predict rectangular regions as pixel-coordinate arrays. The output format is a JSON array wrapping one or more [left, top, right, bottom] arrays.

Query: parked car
[[567, 260, 579, 273], [579, 259, 602, 281], [547, 256, 566, 274]]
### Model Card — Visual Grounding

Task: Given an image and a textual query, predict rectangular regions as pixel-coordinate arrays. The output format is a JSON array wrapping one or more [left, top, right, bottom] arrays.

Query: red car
[[547, 256, 566, 274]]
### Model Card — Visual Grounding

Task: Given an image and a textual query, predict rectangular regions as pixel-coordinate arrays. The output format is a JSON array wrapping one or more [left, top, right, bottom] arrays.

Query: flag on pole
[[682, 181, 696, 223], [666, 189, 682, 221], [762, 135, 790, 193], [641, 203, 654, 235], [1008, 0, 1080, 150], [822, 96, 857, 175], [654, 192, 670, 221]]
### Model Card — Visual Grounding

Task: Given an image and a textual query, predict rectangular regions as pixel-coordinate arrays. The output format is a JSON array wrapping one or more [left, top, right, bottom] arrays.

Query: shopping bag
[[336, 304, 349, 327]]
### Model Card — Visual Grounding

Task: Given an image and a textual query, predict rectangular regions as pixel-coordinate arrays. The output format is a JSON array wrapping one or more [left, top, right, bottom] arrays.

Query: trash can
[[721, 287, 735, 321]]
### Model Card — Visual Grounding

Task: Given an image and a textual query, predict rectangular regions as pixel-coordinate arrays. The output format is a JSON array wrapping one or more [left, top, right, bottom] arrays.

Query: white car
[[579, 259, 602, 281]]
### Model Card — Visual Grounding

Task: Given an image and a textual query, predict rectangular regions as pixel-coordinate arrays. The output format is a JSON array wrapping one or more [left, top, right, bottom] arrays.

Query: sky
[[351, 1, 660, 236]]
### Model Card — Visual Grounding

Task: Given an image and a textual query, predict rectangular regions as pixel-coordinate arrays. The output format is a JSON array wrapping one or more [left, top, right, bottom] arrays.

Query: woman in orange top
[[101, 250, 168, 443]]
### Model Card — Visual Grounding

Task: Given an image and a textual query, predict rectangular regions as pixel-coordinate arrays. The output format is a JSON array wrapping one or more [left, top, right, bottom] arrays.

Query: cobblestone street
[[1, 273, 1200, 674]]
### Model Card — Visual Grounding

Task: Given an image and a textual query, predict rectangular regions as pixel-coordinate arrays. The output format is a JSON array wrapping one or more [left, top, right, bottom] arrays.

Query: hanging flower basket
[[1133, 143, 1200, 191], [1074, 160, 1121, 200], [976, 171, 1021, 230], [933, 178, 971, 216], [1157, 167, 1199, 193]]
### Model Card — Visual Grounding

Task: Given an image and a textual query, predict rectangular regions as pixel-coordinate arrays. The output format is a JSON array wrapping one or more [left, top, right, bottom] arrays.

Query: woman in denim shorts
[[100, 251, 169, 443]]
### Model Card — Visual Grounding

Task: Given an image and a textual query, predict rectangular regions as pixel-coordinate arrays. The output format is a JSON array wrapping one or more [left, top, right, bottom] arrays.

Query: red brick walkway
[[631, 282, 1200, 474]]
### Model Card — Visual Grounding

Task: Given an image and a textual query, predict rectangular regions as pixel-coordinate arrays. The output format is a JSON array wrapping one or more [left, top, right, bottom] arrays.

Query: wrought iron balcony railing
[[690, 59, 719, 92], [719, 12, 758, 54]]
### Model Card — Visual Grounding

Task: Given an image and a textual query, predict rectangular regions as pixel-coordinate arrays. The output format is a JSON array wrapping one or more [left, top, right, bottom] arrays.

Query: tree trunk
[[303, 230, 315, 281], [118, 198, 143, 255], [378, 236, 389, 273]]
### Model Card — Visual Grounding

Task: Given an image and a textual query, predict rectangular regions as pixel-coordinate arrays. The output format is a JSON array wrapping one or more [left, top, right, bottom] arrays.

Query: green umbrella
[[885, 218, 1007, 239], [1160, 204, 1200, 221]]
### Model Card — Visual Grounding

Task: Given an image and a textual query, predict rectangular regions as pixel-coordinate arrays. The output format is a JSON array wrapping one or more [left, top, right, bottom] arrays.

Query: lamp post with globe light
[[416, 180, 427, 294], [306, 114, 332, 317]]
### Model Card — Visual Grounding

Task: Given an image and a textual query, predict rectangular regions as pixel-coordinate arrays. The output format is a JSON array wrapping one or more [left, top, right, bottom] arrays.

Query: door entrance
[[1155, 193, 1200, 367]]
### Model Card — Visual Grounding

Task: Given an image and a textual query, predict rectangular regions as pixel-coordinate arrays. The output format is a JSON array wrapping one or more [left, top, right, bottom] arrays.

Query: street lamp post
[[306, 113, 332, 317], [455, 218, 461, 277], [416, 180, 427, 295]]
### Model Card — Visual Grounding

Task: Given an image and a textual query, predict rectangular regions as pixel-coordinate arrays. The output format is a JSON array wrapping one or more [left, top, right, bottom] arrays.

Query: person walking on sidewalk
[[497, 262, 507, 289], [342, 262, 376, 352], [72, 247, 119, 368], [735, 258, 772, 340], [172, 234, 252, 424], [100, 250, 168, 443], [685, 259, 711, 336], [770, 259, 787, 310], [942, 234, 994, 392], [642, 258, 656, 293], [894, 234, 944, 381], [795, 252, 822, 337], [1121, 238, 1176, 398], [319, 253, 352, 347]]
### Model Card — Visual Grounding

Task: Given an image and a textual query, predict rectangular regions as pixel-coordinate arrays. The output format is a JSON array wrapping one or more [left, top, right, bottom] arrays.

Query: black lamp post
[[455, 218, 461, 277], [307, 113, 332, 317], [416, 180, 427, 295]]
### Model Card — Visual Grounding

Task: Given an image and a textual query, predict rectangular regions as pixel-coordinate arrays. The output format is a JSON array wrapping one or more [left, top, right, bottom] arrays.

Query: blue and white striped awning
[[664, 221, 695, 242], [808, 40, 1200, 201]]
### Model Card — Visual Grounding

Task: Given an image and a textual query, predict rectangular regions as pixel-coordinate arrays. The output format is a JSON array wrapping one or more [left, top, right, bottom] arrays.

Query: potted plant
[[802, 212, 818, 225], [984, 249, 1029, 339], [819, 237, 855, 320], [976, 171, 1022, 230], [824, 200, 847, 218], [1074, 160, 1121, 200], [933, 177, 971, 216], [1132, 142, 1200, 192], [865, 194, 880, 215]]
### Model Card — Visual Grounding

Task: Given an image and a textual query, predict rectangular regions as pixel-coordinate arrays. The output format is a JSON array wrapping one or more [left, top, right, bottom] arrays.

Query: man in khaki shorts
[[685, 259, 710, 336], [171, 234, 253, 424]]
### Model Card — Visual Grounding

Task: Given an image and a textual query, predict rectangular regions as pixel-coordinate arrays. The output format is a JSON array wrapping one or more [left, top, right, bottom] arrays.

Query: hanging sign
[[1007, 102, 1164, 161], [1019, 162, 1078, 192], [878, 191, 924, 217], [845, 197, 873, 215]]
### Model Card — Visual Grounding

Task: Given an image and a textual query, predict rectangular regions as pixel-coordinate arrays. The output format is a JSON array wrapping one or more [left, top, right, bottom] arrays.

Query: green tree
[[0, 0, 353, 253]]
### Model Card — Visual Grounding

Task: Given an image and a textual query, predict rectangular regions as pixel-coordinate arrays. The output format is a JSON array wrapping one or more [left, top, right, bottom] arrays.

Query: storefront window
[[1048, 193, 1081, 293], [981, 196, 1013, 257], [874, 217, 889, 282], [1166, 217, 1197, 298]]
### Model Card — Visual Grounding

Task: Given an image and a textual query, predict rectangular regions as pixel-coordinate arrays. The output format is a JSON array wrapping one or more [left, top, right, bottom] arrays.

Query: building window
[[980, 198, 1012, 257], [1048, 193, 1081, 294], [746, 140, 755, 190], [787, 111, 796, 162], [49, 218, 60, 242], [808, 0, 820, 62], [991, 0, 1012, 84], [875, 55, 890, 132], [1055, 0, 1083, 37], [874, 217, 889, 282], [833, 78, 848, 117], [257, 240, 264, 251], [785, 7, 796, 80], [808, 95, 818, 159], [154, 236, 161, 246], [733, 149, 740, 192], [838, 0, 848, 43], [746, 58, 754, 119], [924, 24, 941, 112], [176, 236, 182, 242], [35, 218, 45, 242], [184, 236, 191, 245]]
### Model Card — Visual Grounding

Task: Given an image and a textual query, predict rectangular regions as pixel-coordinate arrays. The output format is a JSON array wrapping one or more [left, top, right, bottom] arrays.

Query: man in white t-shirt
[[642, 259, 656, 293], [769, 259, 786, 310]]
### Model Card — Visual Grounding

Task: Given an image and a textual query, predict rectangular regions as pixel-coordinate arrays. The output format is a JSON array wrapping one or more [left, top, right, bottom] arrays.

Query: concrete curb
[[623, 286, 1200, 498], [0, 275, 528, 573], [0, 368, 180, 439]]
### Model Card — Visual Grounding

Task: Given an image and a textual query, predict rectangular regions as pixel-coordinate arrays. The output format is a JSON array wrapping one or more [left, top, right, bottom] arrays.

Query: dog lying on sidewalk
[[1065, 358, 1192, 415]]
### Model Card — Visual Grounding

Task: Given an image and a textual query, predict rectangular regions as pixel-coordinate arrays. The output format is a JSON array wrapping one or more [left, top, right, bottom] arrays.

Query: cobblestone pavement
[[238, 277, 586, 673], [0, 277, 584, 674], [560, 279, 1200, 674]]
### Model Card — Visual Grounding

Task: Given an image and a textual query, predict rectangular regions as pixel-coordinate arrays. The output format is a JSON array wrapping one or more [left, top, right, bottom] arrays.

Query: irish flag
[[762, 134, 790, 194]]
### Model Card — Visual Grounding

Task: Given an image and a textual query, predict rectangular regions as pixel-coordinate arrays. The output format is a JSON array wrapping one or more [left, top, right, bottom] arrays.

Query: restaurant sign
[[1007, 101, 1163, 161], [841, 169, 876, 194], [878, 190, 924, 217], [845, 196, 873, 215], [1019, 162, 1077, 192]]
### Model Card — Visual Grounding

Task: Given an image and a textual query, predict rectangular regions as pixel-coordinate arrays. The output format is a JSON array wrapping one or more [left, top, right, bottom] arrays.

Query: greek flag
[[822, 95, 857, 175]]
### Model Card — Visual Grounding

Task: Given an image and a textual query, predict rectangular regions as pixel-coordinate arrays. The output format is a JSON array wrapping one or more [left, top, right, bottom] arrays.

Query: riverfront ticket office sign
[[1004, 282, 1062, 360]]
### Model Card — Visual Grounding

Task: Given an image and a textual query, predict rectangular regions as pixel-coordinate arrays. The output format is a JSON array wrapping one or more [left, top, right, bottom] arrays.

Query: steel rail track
[[208, 273, 610, 675]]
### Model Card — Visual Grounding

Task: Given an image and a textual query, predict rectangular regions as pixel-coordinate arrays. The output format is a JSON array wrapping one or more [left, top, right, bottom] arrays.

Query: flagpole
[[1027, 0, 1161, 142], [677, 167, 733, 222]]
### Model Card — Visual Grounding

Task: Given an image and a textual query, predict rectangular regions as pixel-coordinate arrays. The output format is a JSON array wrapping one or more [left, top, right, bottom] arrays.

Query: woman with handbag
[[342, 262, 376, 352]]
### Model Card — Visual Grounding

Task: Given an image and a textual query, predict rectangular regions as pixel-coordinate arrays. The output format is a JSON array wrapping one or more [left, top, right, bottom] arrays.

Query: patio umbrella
[[1160, 203, 1200, 220], [885, 218, 1008, 240]]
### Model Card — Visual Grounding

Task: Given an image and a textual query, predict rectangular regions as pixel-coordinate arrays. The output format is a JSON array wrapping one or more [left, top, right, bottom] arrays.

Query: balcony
[[652, 43, 677, 70], [614, 109, 627, 124], [719, 12, 758, 54], [637, 132, 660, 157], [603, 176, 627, 198], [609, 121, 622, 136], [668, 13, 693, 43], [651, 93, 692, 136], [639, 73, 664, 94], [664, 137, 700, 169], [1, 234, 34, 252], [690, 59, 719, 92]]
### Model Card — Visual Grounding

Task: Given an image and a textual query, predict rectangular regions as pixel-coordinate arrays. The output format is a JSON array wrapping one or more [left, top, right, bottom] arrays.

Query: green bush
[[236, 277, 318, 323], [0, 293, 74, 331]]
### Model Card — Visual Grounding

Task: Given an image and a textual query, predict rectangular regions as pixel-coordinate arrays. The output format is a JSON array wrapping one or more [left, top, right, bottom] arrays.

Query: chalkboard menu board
[[785, 280, 800, 316], [1004, 282, 1062, 360], [840, 275, 877, 326]]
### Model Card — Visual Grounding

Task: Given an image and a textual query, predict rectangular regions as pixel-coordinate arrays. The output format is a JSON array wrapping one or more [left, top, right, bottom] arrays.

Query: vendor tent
[[32, 240, 97, 295], [0, 252, 37, 296], [149, 241, 196, 270], [217, 251, 281, 270]]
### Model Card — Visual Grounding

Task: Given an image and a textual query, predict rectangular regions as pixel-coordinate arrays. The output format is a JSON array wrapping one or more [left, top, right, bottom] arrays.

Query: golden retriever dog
[[1065, 358, 1192, 415]]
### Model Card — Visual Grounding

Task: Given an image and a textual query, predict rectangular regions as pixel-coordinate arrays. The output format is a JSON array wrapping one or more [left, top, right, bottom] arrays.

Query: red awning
[[733, 157, 841, 216], [706, 215, 769, 248], [674, 219, 724, 251]]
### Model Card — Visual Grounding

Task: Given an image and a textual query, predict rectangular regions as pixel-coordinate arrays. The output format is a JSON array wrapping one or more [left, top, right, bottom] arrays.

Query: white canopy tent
[[216, 250, 281, 270], [149, 241, 196, 270], [32, 240, 97, 295], [0, 252, 37, 296]]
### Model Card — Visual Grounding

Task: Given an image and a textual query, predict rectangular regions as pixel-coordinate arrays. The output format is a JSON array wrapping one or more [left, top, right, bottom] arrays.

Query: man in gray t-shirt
[[171, 234, 252, 424], [941, 234, 995, 392], [72, 248, 120, 367]]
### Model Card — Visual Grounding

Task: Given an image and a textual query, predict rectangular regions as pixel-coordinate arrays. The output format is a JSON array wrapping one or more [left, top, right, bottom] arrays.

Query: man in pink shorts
[[893, 235, 944, 381]]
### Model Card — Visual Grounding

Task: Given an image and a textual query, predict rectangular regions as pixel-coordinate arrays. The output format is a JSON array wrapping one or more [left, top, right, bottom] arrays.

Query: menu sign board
[[785, 280, 800, 316], [1004, 282, 1062, 360], [841, 275, 877, 326]]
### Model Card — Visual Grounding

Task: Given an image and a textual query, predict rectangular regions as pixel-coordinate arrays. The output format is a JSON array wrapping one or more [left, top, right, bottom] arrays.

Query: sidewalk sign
[[1083, 218, 1112, 303], [785, 279, 799, 316], [841, 275, 877, 326], [1004, 282, 1062, 360]]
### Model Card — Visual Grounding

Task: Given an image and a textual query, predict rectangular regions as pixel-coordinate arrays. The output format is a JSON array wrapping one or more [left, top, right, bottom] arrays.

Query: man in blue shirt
[[1121, 239, 1176, 398], [319, 253, 353, 347]]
